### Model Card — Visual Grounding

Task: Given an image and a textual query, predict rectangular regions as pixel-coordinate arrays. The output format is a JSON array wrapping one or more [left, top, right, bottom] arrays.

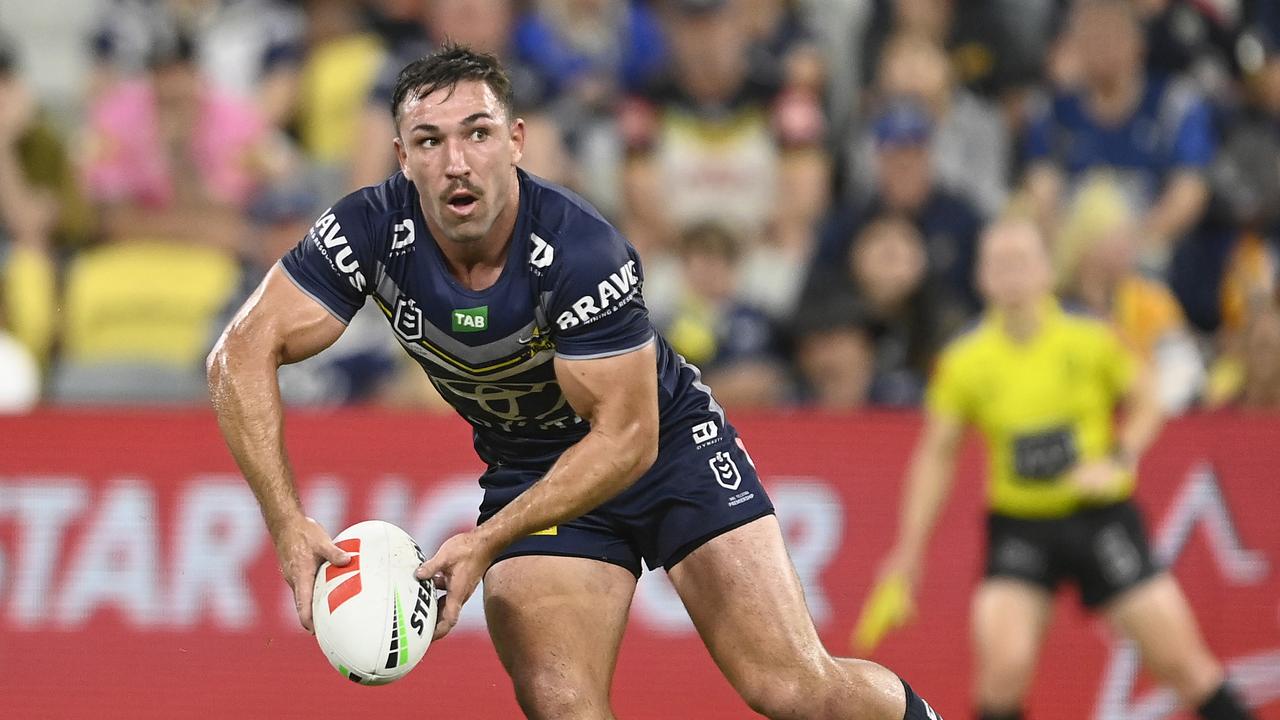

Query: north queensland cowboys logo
[[393, 298, 424, 341], [709, 451, 741, 490], [530, 233, 554, 268]]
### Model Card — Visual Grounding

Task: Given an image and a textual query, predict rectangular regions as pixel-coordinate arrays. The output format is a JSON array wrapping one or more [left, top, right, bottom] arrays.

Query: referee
[[865, 219, 1253, 720]]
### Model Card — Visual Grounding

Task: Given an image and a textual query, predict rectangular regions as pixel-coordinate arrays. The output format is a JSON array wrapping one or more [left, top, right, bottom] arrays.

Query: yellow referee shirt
[[927, 299, 1138, 518]]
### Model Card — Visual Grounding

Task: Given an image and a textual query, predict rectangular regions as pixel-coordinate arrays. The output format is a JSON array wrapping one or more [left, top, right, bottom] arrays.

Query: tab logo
[[452, 305, 489, 333]]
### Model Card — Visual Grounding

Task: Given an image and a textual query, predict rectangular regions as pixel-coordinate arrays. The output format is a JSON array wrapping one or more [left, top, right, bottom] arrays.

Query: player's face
[[395, 80, 525, 246], [978, 221, 1054, 309]]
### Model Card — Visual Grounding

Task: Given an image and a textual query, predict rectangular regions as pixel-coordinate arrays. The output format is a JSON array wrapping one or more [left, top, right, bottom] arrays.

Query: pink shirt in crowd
[[83, 79, 266, 208]]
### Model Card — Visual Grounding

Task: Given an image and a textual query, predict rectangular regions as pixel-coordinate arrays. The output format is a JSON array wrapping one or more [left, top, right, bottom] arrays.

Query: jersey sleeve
[[546, 225, 654, 359], [925, 345, 972, 422], [278, 193, 378, 324]]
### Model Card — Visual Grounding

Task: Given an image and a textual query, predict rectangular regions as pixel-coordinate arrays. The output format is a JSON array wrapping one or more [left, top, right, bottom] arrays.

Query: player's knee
[[513, 670, 606, 720], [738, 670, 818, 720]]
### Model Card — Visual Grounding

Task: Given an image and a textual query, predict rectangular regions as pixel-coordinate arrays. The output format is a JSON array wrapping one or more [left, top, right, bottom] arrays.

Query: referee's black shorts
[[984, 500, 1162, 608]]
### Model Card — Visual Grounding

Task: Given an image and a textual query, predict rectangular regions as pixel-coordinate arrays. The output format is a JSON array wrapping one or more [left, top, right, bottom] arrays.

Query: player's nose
[[444, 140, 470, 178]]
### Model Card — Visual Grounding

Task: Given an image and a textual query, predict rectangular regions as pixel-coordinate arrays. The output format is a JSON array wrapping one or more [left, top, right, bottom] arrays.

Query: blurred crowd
[[0, 0, 1277, 413]]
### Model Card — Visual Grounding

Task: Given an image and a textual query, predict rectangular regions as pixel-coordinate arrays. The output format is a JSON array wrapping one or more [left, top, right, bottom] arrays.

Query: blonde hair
[[1053, 172, 1135, 290]]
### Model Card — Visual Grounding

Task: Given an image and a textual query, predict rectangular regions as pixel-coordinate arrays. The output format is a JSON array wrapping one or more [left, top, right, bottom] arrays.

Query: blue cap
[[873, 99, 933, 147]]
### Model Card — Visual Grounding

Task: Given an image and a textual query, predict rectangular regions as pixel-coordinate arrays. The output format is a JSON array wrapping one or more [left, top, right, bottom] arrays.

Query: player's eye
[[419, 137, 439, 147], [470, 128, 489, 142]]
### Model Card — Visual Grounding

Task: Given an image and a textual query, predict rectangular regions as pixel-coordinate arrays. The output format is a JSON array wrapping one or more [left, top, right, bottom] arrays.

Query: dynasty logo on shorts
[[709, 451, 741, 490]]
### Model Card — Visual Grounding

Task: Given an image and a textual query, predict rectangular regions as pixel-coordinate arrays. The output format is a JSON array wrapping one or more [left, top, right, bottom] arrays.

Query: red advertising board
[[0, 410, 1276, 719]]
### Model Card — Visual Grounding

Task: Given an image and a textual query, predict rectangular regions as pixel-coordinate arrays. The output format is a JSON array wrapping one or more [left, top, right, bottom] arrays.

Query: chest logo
[[452, 306, 489, 333], [530, 233, 554, 269]]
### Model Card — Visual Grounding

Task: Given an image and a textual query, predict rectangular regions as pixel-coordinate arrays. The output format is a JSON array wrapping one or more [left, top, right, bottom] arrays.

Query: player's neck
[[434, 174, 520, 290]]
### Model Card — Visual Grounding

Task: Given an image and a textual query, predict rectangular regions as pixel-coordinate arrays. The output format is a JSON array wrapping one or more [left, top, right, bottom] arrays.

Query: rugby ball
[[312, 520, 436, 685]]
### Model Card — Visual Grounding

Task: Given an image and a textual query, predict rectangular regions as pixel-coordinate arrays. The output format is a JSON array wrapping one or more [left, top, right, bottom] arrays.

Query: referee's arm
[[885, 410, 967, 586], [1112, 361, 1165, 474]]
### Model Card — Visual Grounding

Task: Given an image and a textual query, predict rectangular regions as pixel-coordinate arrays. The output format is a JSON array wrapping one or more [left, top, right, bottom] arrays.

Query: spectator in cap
[[817, 98, 984, 313], [849, 31, 1011, 218]]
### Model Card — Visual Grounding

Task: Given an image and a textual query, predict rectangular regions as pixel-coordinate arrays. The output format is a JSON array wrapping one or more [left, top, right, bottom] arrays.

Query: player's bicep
[[554, 341, 658, 439], [217, 264, 347, 366]]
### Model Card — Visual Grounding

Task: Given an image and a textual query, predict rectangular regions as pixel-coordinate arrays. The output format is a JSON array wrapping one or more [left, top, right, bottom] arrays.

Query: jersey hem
[[554, 334, 655, 361]]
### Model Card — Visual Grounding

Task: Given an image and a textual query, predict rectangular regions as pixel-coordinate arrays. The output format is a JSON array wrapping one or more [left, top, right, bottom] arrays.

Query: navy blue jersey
[[280, 169, 726, 472]]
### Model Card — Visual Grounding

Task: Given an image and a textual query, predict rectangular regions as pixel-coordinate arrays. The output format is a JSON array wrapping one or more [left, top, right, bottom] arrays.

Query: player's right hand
[[852, 553, 919, 655], [272, 516, 350, 633]]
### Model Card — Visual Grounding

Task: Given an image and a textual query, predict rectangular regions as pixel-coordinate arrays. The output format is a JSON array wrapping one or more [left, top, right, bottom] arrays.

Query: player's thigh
[[484, 555, 637, 705], [1104, 573, 1221, 698], [667, 515, 825, 676], [971, 578, 1054, 707]]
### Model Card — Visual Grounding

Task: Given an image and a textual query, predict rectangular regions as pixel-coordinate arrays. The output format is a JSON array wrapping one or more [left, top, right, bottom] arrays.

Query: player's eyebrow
[[408, 113, 496, 135]]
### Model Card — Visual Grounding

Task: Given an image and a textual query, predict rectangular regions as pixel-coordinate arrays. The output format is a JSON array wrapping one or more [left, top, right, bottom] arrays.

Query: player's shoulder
[[520, 170, 633, 270], [320, 172, 417, 248]]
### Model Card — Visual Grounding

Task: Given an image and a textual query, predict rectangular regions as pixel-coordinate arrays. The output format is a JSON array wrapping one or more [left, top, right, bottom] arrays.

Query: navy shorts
[[477, 421, 775, 576]]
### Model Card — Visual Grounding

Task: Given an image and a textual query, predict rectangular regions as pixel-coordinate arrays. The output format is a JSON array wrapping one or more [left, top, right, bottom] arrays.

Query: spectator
[[88, 0, 305, 124], [741, 0, 825, 96], [621, 0, 827, 318], [288, 0, 388, 198], [792, 292, 876, 409], [349, 0, 572, 189], [800, 216, 965, 407], [1055, 173, 1205, 414], [851, 31, 1010, 217], [660, 222, 789, 408], [821, 99, 983, 311], [0, 33, 90, 365], [513, 0, 669, 214], [82, 33, 279, 249], [1024, 0, 1214, 275]]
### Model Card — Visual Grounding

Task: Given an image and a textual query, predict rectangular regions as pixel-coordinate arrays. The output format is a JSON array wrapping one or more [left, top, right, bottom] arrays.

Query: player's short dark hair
[[390, 43, 514, 132]]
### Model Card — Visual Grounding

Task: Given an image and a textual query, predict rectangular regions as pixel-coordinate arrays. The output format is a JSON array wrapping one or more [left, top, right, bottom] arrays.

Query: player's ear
[[510, 118, 525, 166], [393, 135, 409, 174]]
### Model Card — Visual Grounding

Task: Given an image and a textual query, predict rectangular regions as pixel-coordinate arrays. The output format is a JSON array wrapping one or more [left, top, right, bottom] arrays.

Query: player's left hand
[[415, 531, 495, 641], [1069, 458, 1126, 499]]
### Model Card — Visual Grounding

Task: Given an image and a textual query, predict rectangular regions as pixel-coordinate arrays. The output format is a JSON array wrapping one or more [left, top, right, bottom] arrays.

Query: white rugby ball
[[312, 520, 436, 685]]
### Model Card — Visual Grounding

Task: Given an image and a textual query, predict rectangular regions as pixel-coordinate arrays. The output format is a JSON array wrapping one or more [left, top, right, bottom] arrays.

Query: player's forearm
[[474, 426, 658, 554], [207, 336, 305, 539]]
